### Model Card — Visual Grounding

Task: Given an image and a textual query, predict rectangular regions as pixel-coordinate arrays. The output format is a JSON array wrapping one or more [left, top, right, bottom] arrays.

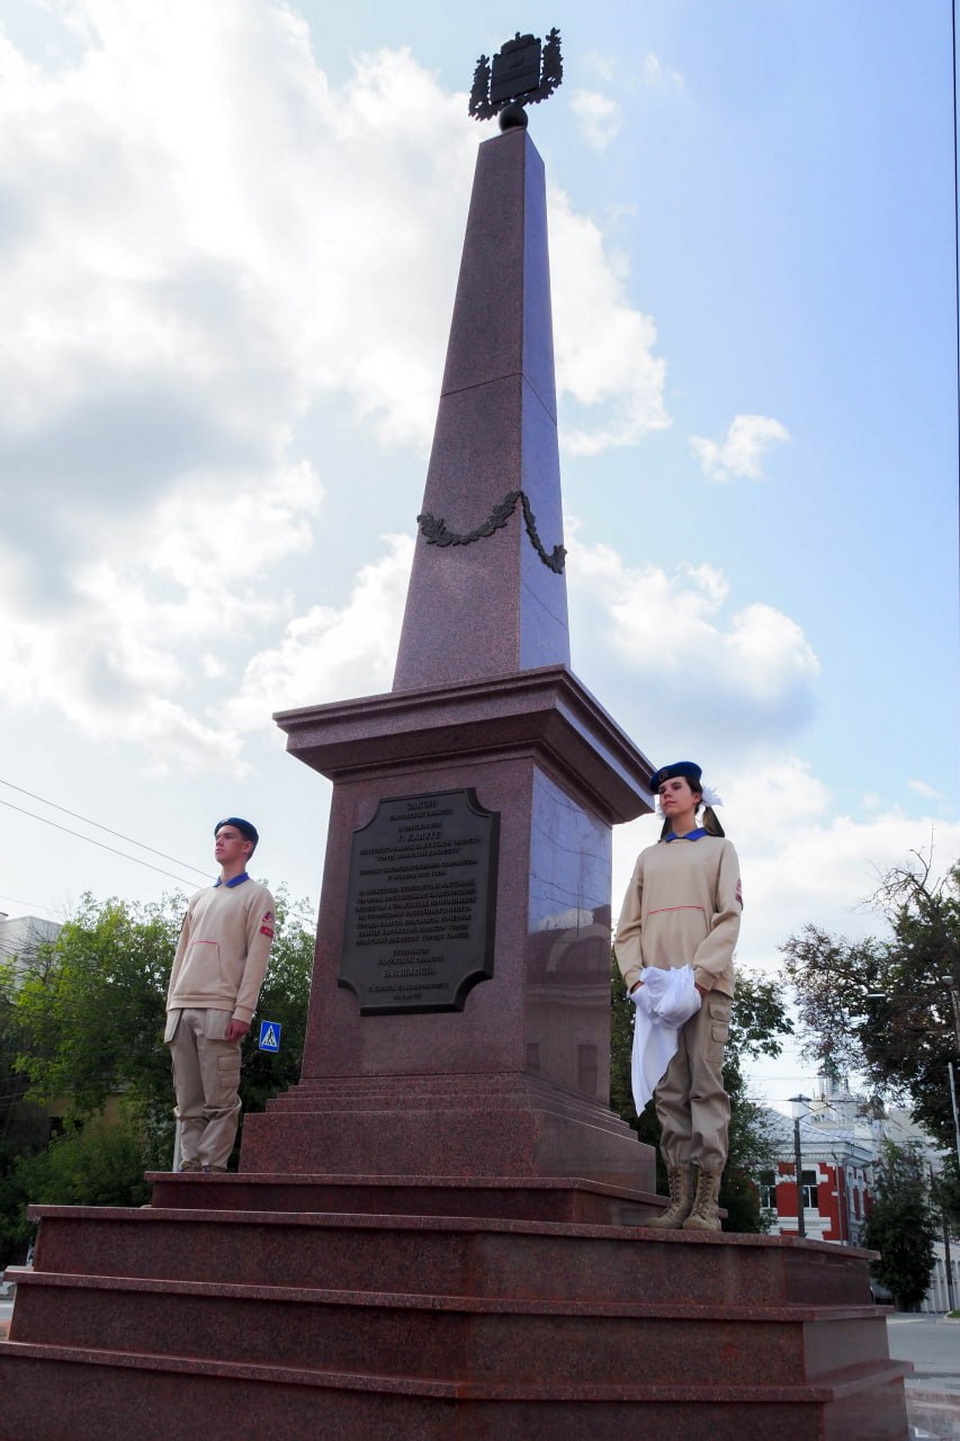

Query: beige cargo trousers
[[166, 1007, 242, 1170], [655, 989, 732, 1173]]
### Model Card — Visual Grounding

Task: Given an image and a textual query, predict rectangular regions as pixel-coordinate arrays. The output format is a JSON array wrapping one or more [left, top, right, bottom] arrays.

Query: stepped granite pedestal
[[1, 1173, 910, 1440], [0, 76, 911, 1441]]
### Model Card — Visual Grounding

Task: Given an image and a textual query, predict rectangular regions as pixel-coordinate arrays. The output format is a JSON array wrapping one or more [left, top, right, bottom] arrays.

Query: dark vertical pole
[[834, 1156, 847, 1244], [944, 1216, 956, 1312], [794, 1116, 806, 1239]]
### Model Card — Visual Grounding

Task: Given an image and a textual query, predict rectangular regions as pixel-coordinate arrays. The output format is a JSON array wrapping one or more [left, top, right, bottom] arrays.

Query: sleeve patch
[[260, 924, 275, 938]]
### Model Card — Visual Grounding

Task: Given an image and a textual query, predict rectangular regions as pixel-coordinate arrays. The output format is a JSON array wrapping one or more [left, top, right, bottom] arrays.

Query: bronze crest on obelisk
[[469, 29, 563, 128]]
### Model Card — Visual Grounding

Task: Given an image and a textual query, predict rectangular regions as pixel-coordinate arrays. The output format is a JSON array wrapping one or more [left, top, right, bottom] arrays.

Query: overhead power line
[[0, 795, 208, 890], [0, 778, 210, 879]]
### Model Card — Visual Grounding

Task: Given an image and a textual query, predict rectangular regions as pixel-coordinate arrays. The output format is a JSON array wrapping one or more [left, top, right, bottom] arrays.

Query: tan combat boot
[[646, 1163, 694, 1229], [682, 1168, 722, 1231]]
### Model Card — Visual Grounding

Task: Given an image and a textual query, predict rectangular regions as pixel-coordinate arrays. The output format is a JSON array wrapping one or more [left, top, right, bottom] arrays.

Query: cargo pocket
[[703, 996, 731, 1068], [213, 1049, 242, 1110], [708, 998, 730, 1046]]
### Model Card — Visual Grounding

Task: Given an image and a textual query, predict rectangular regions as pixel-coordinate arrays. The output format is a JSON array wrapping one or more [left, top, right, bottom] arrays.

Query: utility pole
[[789, 1095, 810, 1239], [931, 1162, 957, 1312]]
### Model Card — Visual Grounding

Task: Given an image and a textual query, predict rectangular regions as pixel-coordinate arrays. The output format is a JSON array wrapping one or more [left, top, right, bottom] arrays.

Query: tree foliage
[[14, 894, 181, 1123], [10, 886, 315, 1170], [0, 961, 51, 1264], [0, 1117, 152, 1257], [610, 957, 793, 1231], [15, 887, 314, 1107], [863, 1140, 938, 1310], [781, 855, 960, 1151]]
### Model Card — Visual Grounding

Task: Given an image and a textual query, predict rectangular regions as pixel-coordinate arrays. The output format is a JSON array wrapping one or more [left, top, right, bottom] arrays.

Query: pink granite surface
[[254, 669, 656, 1185], [7, 1271, 893, 1388], [0, 1199, 910, 1440], [143, 1172, 665, 1225], [254, 108, 654, 1190], [21, 1204, 877, 1309], [0, 1350, 914, 1441], [393, 128, 568, 691]]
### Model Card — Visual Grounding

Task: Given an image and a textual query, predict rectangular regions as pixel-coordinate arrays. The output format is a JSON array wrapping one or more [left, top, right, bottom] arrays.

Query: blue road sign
[[258, 1020, 281, 1052]]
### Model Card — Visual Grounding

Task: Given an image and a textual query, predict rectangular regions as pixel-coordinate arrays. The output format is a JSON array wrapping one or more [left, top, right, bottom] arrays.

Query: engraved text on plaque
[[339, 789, 500, 1014]]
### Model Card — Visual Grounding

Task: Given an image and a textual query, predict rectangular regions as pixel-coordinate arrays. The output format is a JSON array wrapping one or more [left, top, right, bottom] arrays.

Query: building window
[[759, 1170, 777, 1210], [801, 1169, 819, 1210]]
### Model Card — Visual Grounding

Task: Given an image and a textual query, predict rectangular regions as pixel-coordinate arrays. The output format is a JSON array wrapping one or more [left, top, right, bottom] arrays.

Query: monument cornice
[[275, 664, 653, 826]]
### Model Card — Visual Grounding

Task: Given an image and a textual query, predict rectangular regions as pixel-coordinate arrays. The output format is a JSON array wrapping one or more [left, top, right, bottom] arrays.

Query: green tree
[[13, 894, 180, 1124], [781, 855, 960, 1153], [0, 1117, 152, 1259], [610, 958, 792, 1231], [12, 887, 315, 1166], [863, 1140, 938, 1310], [0, 960, 51, 1264]]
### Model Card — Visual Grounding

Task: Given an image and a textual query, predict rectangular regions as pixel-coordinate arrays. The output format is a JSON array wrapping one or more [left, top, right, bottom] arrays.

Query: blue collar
[[665, 828, 707, 843], [214, 872, 250, 888]]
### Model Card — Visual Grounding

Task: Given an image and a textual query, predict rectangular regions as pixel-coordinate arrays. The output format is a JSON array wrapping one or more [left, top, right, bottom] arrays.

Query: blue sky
[[0, 1, 957, 1107]]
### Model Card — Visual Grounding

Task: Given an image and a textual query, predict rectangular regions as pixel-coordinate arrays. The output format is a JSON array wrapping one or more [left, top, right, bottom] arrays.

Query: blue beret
[[215, 816, 259, 848], [649, 762, 702, 793]]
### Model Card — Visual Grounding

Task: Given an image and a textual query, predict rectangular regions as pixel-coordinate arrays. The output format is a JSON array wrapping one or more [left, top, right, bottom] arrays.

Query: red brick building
[[759, 1078, 881, 1246]]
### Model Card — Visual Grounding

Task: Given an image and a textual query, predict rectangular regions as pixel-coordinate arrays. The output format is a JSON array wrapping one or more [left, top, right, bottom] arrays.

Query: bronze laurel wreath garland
[[417, 489, 566, 574]]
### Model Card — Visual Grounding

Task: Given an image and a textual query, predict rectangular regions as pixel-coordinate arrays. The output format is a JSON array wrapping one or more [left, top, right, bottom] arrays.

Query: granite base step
[[144, 1170, 665, 1224], [5, 1269, 896, 1388], [0, 1339, 912, 1441], [0, 1186, 910, 1440]]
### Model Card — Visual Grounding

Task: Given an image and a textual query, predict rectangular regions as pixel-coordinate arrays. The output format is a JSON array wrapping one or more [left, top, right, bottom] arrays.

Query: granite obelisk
[[392, 124, 569, 688], [241, 90, 655, 1185]]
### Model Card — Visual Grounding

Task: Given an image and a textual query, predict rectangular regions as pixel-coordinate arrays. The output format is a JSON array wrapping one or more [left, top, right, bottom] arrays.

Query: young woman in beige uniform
[[615, 761, 742, 1230]]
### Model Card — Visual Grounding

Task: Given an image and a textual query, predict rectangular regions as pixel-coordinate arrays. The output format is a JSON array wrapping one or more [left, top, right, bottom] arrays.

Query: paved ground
[[886, 1314, 960, 1440]]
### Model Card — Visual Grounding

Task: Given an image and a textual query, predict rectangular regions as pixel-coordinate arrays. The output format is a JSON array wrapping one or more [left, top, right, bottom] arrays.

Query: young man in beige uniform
[[165, 817, 275, 1173], [615, 762, 741, 1230]]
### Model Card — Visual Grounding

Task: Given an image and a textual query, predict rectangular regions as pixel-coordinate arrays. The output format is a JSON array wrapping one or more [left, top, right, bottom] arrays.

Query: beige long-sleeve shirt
[[166, 876, 276, 1025], [614, 833, 741, 997]]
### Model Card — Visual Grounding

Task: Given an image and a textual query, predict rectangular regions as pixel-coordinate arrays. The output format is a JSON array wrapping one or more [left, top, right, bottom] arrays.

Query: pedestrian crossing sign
[[258, 1020, 281, 1052]]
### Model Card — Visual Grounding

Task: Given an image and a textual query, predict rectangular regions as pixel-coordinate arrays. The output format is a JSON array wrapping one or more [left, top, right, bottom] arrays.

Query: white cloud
[[0, 455, 322, 772], [226, 533, 414, 730], [570, 535, 820, 746], [641, 52, 685, 94], [909, 779, 939, 799], [570, 89, 622, 151], [581, 52, 616, 85], [690, 414, 790, 482], [550, 190, 670, 454], [0, 3, 671, 769]]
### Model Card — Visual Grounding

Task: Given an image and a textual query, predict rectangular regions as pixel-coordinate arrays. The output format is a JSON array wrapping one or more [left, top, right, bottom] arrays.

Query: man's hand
[[226, 1019, 250, 1043]]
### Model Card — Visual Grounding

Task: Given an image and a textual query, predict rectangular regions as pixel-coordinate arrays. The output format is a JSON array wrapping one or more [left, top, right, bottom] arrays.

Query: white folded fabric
[[630, 965, 701, 1112]]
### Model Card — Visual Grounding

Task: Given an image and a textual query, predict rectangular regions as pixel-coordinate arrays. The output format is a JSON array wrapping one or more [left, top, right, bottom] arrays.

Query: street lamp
[[789, 1094, 811, 1239]]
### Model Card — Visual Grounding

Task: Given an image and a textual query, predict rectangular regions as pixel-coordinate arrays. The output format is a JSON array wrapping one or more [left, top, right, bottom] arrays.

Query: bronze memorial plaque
[[340, 789, 500, 1014]]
